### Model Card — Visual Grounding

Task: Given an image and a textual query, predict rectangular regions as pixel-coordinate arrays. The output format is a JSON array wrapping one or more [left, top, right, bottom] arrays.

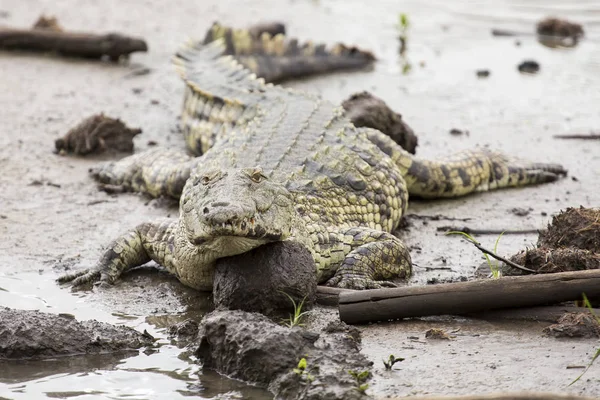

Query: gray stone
[[214, 241, 317, 315]]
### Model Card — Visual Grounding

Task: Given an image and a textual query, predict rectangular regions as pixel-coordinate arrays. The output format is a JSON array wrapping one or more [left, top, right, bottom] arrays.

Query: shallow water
[[1, 0, 600, 398]]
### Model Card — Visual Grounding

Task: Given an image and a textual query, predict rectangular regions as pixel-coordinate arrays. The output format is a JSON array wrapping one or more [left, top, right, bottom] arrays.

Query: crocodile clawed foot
[[57, 266, 114, 291]]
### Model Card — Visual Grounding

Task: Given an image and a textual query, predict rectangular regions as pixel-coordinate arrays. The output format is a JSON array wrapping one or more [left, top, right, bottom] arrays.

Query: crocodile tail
[[173, 37, 269, 107], [200, 22, 376, 83], [173, 39, 270, 154]]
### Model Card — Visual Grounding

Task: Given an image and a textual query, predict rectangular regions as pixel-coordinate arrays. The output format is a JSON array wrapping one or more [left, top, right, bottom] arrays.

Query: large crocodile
[[58, 29, 567, 291]]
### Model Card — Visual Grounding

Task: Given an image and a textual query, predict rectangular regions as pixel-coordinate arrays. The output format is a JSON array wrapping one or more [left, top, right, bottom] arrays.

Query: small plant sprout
[[383, 354, 405, 370], [280, 291, 309, 328], [294, 357, 315, 383], [446, 231, 505, 278], [569, 293, 600, 386], [396, 12, 411, 68], [348, 369, 370, 394]]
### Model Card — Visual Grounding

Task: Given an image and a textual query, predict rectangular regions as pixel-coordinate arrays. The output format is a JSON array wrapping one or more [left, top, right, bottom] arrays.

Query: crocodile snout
[[202, 203, 247, 226]]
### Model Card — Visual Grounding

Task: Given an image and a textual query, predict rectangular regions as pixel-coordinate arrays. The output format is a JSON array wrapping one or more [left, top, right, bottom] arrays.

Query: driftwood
[[553, 134, 600, 140], [0, 15, 147, 60], [338, 270, 600, 324]]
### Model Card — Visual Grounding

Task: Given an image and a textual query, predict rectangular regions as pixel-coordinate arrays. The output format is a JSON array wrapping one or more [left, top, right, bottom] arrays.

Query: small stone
[[518, 60, 540, 74], [476, 69, 490, 78]]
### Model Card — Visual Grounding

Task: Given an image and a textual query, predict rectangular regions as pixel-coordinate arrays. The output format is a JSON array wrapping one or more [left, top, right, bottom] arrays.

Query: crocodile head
[[180, 166, 297, 256]]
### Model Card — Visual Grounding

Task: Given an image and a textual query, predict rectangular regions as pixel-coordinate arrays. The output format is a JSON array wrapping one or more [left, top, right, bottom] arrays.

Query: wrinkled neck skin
[[171, 167, 309, 290]]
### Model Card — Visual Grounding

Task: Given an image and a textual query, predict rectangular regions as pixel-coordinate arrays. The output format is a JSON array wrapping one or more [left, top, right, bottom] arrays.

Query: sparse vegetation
[[569, 293, 600, 386], [348, 369, 370, 394], [294, 357, 315, 383], [383, 354, 405, 370], [396, 12, 411, 73], [280, 292, 309, 328]]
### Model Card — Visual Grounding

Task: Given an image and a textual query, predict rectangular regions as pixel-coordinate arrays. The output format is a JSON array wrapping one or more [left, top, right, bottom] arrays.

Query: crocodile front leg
[[91, 148, 196, 199], [57, 219, 179, 288], [320, 227, 412, 290]]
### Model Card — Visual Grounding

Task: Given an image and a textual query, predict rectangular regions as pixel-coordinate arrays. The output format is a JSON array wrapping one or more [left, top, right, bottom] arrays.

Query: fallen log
[[0, 15, 147, 60], [339, 269, 600, 324]]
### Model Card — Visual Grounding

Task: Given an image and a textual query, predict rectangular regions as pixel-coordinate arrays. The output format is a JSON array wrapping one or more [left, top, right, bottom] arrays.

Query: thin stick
[[553, 134, 600, 140], [406, 214, 472, 222], [437, 226, 540, 235], [471, 241, 536, 273]]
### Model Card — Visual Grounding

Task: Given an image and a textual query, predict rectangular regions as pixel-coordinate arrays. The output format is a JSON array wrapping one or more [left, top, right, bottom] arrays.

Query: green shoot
[[280, 291, 310, 328], [396, 13, 410, 57], [383, 354, 405, 370], [569, 293, 600, 386], [398, 13, 410, 31], [349, 370, 370, 394], [446, 231, 504, 278], [294, 357, 315, 383]]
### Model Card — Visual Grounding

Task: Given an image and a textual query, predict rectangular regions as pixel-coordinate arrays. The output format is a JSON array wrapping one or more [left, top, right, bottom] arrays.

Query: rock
[[536, 17, 584, 39], [192, 310, 372, 400], [476, 69, 490, 78], [342, 91, 418, 154], [518, 60, 540, 74], [0, 307, 154, 359], [214, 241, 317, 315]]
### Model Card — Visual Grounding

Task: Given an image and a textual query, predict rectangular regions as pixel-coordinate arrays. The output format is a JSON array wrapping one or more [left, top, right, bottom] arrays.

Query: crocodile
[[57, 32, 567, 291]]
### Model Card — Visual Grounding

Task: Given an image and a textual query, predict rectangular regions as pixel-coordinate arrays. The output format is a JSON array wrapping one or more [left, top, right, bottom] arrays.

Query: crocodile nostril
[[203, 207, 209, 214], [211, 201, 230, 207]]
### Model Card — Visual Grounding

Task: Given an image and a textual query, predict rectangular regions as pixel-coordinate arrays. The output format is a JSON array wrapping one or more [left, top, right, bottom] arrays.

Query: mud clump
[[543, 312, 600, 338], [0, 307, 155, 359], [539, 207, 600, 251], [510, 247, 600, 274], [507, 207, 600, 274], [342, 91, 418, 154], [55, 114, 142, 156], [214, 241, 317, 316], [191, 310, 372, 400], [537, 17, 585, 39]]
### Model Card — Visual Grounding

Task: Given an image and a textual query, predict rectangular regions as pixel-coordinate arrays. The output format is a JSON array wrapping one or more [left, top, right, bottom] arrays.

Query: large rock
[[214, 241, 317, 315], [0, 307, 154, 359], [179, 310, 372, 400]]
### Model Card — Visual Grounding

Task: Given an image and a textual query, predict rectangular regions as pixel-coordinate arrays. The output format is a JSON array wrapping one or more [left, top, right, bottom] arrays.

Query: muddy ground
[[1, 0, 599, 398]]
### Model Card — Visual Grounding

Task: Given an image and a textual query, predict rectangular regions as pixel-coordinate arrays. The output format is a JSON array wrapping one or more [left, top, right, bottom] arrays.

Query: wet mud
[[188, 310, 372, 400], [0, 307, 155, 360], [2, 0, 600, 399]]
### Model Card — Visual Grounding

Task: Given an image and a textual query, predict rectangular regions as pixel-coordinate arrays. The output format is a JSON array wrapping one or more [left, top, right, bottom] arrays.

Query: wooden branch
[[470, 241, 536, 273], [316, 286, 354, 306], [0, 17, 147, 60], [437, 226, 539, 235], [553, 134, 600, 140], [338, 269, 600, 324]]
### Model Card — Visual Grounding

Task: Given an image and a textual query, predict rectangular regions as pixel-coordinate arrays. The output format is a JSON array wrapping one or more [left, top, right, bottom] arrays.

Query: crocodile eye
[[250, 170, 265, 183], [202, 175, 211, 185]]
